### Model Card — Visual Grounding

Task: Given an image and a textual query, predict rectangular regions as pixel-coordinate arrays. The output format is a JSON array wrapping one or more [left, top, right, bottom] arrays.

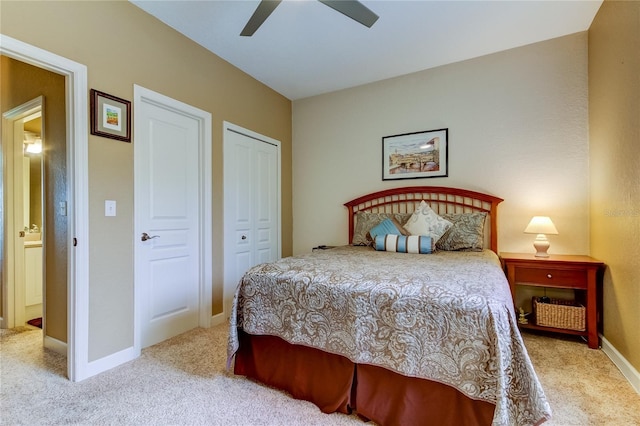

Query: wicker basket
[[533, 297, 585, 331]]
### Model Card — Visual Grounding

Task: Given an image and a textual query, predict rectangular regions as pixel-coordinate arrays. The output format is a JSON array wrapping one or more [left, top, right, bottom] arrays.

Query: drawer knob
[[547, 274, 553, 279]]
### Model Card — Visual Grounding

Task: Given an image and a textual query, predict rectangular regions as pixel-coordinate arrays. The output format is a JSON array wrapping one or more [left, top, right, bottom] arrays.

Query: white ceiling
[[131, 0, 603, 101]]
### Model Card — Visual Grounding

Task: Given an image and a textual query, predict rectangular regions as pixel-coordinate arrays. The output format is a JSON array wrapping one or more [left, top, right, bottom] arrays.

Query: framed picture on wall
[[382, 128, 448, 180], [90, 89, 131, 142]]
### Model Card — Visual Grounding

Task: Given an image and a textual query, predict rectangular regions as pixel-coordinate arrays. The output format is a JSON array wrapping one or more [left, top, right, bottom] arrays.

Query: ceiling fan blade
[[318, 0, 379, 28], [240, 0, 282, 37]]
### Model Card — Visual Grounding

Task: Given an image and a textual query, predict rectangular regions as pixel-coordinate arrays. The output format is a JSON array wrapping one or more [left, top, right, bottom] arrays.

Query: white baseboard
[[601, 335, 640, 394], [44, 335, 67, 356], [86, 345, 139, 378], [211, 312, 226, 326], [81, 315, 226, 380]]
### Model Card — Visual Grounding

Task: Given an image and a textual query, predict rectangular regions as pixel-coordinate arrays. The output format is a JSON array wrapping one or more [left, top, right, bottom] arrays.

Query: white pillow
[[404, 200, 453, 242]]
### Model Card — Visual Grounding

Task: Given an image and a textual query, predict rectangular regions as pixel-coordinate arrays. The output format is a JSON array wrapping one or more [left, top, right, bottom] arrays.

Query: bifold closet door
[[224, 128, 279, 317]]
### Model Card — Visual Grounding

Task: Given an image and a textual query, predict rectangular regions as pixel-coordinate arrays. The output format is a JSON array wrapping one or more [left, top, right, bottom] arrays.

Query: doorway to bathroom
[[2, 97, 45, 331], [1, 35, 90, 382]]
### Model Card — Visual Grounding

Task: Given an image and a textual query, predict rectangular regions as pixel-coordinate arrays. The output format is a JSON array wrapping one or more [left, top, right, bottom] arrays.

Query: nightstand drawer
[[514, 267, 587, 288]]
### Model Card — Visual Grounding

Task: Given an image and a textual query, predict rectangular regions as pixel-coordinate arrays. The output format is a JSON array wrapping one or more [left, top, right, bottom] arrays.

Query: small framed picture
[[90, 89, 131, 142], [382, 128, 448, 180]]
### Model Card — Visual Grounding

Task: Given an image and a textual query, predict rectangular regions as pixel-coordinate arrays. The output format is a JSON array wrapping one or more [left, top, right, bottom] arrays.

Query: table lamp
[[524, 216, 558, 257]]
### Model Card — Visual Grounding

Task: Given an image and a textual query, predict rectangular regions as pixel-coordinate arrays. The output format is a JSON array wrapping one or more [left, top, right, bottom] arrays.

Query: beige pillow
[[437, 212, 487, 251], [404, 200, 452, 242]]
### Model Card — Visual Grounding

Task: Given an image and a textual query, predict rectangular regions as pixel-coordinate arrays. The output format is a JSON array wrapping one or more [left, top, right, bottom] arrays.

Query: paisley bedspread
[[228, 246, 551, 426]]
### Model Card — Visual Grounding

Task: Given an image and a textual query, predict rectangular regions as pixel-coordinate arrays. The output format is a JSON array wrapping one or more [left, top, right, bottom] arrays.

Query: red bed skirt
[[234, 330, 495, 425]]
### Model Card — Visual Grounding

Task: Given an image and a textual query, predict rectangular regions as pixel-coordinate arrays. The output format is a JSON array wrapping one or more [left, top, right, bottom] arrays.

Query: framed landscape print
[[382, 128, 448, 180], [90, 89, 131, 142]]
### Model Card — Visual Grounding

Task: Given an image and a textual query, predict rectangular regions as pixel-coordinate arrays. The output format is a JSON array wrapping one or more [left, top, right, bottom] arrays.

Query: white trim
[[601, 335, 640, 394], [87, 345, 138, 377], [133, 85, 213, 354], [0, 34, 89, 382], [44, 335, 68, 356], [199, 102, 213, 330]]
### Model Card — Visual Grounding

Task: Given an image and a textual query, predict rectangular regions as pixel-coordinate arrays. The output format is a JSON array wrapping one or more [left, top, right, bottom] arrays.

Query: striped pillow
[[374, 234, 434, 254]]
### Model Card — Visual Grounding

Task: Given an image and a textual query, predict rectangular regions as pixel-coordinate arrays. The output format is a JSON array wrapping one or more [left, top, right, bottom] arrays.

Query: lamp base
[[533, 234, 550, 257]]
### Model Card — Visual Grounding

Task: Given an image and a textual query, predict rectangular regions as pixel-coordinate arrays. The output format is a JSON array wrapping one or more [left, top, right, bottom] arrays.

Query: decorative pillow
[[437, 212, 487, 251], [367, 218, 408, 242], [403, 201, 452, 242], [374, 234, 434, 254], [352, 212, 412, 246]]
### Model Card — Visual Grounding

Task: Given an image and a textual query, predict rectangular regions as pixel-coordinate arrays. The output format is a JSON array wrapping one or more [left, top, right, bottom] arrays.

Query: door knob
[[141, 232, 160, 241], [241, 235, 247, 240]]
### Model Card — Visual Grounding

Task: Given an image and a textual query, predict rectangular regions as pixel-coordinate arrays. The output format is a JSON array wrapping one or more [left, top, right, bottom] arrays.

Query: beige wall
[[589, 0, 640, 372], [0, 57, 67, 342], [293, 33, 590, 256], [1, 1, 292, 361]]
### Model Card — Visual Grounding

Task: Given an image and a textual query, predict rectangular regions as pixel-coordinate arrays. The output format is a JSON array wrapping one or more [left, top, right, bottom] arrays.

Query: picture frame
[[90, 89, 131, 142], [382, 128, 448, 180]]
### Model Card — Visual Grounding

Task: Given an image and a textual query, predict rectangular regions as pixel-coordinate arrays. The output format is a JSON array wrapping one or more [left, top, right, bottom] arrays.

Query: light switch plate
[[105, 200, 116, 217]]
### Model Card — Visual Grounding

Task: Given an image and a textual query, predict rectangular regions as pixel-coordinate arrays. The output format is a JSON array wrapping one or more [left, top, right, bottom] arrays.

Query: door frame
[[2, 96, 43, 330], [0, 35, 89, 381], [222, 121, 281, 319], [132, 85, 212, 354]]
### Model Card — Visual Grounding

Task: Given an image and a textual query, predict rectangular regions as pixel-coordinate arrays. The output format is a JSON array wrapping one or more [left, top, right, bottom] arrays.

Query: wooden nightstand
[[500, 252, 605, 349]]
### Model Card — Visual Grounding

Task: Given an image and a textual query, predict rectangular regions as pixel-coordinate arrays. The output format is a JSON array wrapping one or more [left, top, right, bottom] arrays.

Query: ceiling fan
[[240, 0, 379, 37]]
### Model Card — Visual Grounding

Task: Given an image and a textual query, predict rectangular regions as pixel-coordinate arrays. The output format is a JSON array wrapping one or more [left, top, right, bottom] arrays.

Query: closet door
[[224, 124, 280, 318]]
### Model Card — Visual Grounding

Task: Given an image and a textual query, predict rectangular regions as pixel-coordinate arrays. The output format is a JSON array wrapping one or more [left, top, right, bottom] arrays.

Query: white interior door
[[223, 123, 280, 317], [135, 88, 211, 348]]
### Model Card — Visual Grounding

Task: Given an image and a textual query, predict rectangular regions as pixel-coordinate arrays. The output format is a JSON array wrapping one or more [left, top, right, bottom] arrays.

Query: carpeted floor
[[1, 323, 638, 425]]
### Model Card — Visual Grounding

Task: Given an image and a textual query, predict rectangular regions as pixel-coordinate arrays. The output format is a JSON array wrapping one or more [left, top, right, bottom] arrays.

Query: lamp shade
[[524, 216, 558, 235]]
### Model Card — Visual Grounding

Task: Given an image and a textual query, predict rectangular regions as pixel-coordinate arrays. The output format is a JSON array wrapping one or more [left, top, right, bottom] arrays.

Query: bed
[[227, 186, 551, 426]]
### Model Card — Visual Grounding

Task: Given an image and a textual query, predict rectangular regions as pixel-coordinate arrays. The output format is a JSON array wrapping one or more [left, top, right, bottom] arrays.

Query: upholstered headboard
[[344, 186, 504, 252]]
